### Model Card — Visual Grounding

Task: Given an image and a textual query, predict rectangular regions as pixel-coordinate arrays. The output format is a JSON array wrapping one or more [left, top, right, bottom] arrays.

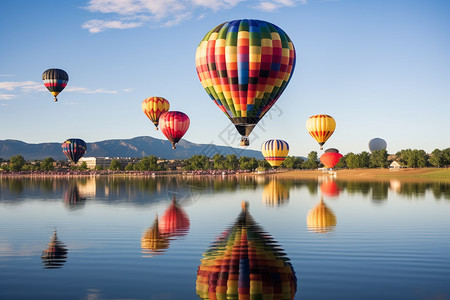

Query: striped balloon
[[261, 139, 289, 167], [142, 97, 170, 130], [42, 68, 69, 102], [306, 114, 336, 150], [61, 138, 86, 164], [159, 111, 190, 149], [196, 19, 296, 146]]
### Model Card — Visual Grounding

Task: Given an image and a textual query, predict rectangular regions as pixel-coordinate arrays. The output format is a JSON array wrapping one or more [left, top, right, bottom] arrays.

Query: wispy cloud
[[0, 81, 119, 99], [66, 86, 119, 94], [0, 94, 15, 100], [82, 19, 144, 33], [82, 0, 309, 33]]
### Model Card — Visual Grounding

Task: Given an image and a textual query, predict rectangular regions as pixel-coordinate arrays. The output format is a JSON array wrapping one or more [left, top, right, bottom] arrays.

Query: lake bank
[[272, 168, 450, 182]]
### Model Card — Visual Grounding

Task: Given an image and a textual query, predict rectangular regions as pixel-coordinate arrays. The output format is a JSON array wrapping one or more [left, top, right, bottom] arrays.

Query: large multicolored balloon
[[61, 138, 87, 164], [368, 138, 387, 152], [159, 111, 190, 149], [306, 114, 336, 150], [196, 19, 296, 146], [320, 151, 343, 169], [261, 139, 289, 167], [142, 96, 170, 130], [42, 68, 69, 102]]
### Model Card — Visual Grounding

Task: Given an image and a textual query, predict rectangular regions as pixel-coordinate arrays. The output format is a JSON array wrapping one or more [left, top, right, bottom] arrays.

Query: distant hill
[[0, 136, 264, 160]]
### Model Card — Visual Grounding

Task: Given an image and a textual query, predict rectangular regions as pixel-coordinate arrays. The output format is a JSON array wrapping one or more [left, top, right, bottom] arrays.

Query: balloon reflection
[[320, 180, 340, 198], [307, 197, 337, 233], [141, 215, 170, 257], [41, 231, 68, 269], [196, 202, 297, 300], [64, 183, 86, 209], [159, 197, 190, 238], [262, 179, 290, 207]]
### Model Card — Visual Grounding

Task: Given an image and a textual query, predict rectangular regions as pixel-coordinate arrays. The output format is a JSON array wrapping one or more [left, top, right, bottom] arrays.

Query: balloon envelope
[[196, 19, 296, 146], [306, 115, 336, 150], [369, 138, 387, 152], [42, 68, 68, 101], [159, 199, 190, 237], [142, 97, 170, 130], [159, 111, 190, 149], [41, 231, 68, 269], [261, 139, 289, 167], [307, 199, 337, 233], [61, 139, 86, 164], [320, 181, 340, 197], [320, 152, 343, 169]]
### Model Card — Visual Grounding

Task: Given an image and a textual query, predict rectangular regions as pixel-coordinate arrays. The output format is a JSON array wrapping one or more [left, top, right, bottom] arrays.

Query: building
[[78, 157, 139, 169], [389, 161, 401, 169]]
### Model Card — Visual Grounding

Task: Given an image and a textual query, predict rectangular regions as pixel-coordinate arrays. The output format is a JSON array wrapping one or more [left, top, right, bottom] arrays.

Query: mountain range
[[0, 136, 264, 161]]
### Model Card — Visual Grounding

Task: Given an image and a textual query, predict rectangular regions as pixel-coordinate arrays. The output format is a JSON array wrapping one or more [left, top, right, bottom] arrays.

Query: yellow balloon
[[306, 198, 337, 233], [306, 114, 336, 150], [261, 139, 289, 167]]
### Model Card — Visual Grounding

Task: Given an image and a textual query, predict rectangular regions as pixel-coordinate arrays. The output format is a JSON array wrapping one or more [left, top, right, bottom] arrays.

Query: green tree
[[40, 157, 55, 171], [124, 163, 134, 171], [184, 155, 212, 170], [212, 153, 225, 170], [443, 148, 450, 166], [370, 150, 388, 168], [281, 156, 304, 169], [429, 149, 444, 167], [10, 155, 25, 171], [239, 156, 258, 171], [303, 151, 319, 169], [78, 161, 89, 171], [345, 153, 361, 169], [109, 159, 121, 171], [95, 165, 104, 171], [359, 151, 371, 168], [136, 155, 159, 171], [224, 154, 239, 170]]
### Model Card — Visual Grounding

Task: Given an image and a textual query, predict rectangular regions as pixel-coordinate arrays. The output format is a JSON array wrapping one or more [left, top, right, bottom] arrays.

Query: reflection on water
[[141, 196, 191, 257], [159, 197, 190, 238], [262, 178, 290, 207], [1, 175, 448, 204], [306, 197, 337, 233], [64, 183, 86, 209], [141, 215, 170, 257], [196, 202, 297, 300], [41, 231, 68, 269]]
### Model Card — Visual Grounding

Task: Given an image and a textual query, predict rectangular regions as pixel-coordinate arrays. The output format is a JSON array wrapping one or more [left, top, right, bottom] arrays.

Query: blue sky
[[1, 0, 449, 157]]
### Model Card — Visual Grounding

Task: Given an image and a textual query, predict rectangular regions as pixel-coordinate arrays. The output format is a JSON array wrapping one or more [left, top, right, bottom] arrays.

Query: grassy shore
[[272, 168, 450, 182]]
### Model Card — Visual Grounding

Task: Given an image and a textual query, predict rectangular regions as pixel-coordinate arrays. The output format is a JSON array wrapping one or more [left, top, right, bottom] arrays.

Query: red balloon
[[320, 152, 343, 169], [159, 111, 190, 149]]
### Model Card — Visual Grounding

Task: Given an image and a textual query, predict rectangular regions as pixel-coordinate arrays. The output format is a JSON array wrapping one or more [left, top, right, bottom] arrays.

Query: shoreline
[[1, 168, 449, 182]]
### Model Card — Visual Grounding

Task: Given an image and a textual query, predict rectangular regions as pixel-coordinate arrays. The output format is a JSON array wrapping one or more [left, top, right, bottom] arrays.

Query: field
[[273, 168, 450, 182]]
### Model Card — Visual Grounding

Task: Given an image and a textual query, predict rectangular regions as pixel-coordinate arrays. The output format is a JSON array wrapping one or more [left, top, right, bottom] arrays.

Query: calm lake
[[1, 175, 449, 300]]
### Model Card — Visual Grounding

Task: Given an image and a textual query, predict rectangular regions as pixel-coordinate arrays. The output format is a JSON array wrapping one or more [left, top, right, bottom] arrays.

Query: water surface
[[1, 175, 449, 299]]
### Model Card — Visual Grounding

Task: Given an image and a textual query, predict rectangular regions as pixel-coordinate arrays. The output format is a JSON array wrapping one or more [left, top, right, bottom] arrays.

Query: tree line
[[1, 147, 449, 172]]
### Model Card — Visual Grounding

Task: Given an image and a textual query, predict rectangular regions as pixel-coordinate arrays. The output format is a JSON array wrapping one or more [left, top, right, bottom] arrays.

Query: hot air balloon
[[368, 138, 387, 152], [61, 138, 87, 164], [42, 68, 69, 102], [306, 198, 337, 233], [196, 19, 296, 146], [196, 202, 297, 299], [142, 97, 170, 130], [159, 197, 190, 238], [159, 111, 190, 149], [261, 139, 289, 168], [306, 115, 336, 150], [41, 231, 68, 269], [325, 148, 339, 153], [141, 215, 170, 257], [320, 151, 343, 169]]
